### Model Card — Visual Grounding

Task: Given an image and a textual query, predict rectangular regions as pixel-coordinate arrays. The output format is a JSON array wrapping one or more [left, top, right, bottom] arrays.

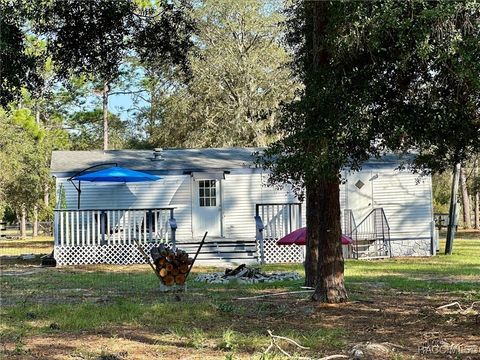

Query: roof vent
[[152, 148, 164, 161]]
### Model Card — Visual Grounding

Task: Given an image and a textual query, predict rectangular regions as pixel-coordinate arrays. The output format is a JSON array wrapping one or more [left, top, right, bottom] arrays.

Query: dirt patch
[[0, 266, 48, 276], [2, 287, 479, 359]]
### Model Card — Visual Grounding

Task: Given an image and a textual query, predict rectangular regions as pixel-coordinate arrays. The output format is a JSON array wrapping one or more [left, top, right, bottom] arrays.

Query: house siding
[[56, 175, 193, 240], [222, 172, 300, 239], [53, 155, 434, 262], [369, 169, 433, 256]]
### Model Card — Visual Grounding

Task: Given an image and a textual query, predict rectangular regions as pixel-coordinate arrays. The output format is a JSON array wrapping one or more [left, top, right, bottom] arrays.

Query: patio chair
[[94, 213, 122, 244]]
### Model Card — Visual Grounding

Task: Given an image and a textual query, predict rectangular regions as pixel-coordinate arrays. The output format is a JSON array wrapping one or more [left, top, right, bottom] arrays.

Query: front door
[[192, 179, 222, 237], [347, 171, 374, 223]]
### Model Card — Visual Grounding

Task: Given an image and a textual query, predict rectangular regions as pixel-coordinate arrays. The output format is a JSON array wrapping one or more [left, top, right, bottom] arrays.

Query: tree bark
[[475, 159, 479, 230], [35, 100, 41, 124], [305, 188, 319, 287], [20, 206, 27, 239], [103, 81, 109, 150], [303, 2, 348, 302], [33, 205, 38, 237], [459, 166, 472, 229], [44, 182, 50, 207], [309, 178, 348, 303]]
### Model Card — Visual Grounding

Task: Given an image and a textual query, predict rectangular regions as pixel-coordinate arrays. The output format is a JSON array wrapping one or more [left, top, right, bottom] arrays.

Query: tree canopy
[[259, 1, 480, 302], [0, 3, 42, 106], [262, 1, 480, 195], [152, 0, 298, 148]]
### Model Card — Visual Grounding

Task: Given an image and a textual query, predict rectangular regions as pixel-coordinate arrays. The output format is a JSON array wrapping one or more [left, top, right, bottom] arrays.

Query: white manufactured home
[[50, 148, 436, 265]]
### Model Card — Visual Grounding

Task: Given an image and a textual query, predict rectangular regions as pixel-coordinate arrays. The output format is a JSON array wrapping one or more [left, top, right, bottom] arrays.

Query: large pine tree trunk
[[302, 2, 347, 301], [305, 188, 319, 287], [460, 166, 472, 229], [102, 81, 109, 151], [309, 178, 348, 303]]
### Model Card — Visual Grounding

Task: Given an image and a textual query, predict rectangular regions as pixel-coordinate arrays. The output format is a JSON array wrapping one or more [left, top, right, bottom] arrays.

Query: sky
[[109, 93, 138, 121]]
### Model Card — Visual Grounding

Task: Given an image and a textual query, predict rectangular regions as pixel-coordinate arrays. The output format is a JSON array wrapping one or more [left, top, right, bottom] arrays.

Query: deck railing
[[53, 208, 176, 247], [255, 203, 303, 241], [343, 209, 356, 237], [255, 203, 303, 264], [351, 208, 390, 259]]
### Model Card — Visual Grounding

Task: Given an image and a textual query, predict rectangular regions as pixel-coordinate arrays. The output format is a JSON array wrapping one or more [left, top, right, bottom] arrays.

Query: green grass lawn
[[0, 231, 478, 359], [0, 236, 53, 256]]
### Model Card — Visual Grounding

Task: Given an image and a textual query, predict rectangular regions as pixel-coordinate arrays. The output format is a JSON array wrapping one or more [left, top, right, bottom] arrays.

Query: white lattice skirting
[[54, 243, 170, 265], [55, 241, 305, 265], [262, 239, 304, 263]]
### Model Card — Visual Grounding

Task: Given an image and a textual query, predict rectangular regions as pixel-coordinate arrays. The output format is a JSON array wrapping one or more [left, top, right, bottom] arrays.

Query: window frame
[[198, 180, 217, 207]]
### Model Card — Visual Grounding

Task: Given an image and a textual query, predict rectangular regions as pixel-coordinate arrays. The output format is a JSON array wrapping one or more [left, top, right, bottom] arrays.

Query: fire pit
[[195, 264, 301, 284]]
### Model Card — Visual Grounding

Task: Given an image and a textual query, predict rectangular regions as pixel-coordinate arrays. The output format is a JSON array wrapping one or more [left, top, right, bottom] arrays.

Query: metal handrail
[[351, 208, 391, 259]]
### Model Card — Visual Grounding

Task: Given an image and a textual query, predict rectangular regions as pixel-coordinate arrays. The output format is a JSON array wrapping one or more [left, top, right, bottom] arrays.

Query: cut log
[[175, 274, 186, 285], [224, 264, 246, 277], [150, 247, 161, 263], [159, 268, 169, 277], [179, 264, 189, 274], [164, 275, 175, 286], [149, 244, 191, 287], [176, 250, 186, 258]]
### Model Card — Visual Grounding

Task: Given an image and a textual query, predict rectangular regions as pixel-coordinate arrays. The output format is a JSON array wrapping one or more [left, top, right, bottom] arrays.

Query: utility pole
[[445, 163, 460, 255]]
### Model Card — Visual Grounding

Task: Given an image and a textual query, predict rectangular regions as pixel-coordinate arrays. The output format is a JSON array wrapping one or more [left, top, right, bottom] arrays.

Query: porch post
[[169, 208, 177, 250], [100, 210, 106, 245], [255, 204, 265, 264], [148, 209, 153, 242], [53, 211, 59, 245]]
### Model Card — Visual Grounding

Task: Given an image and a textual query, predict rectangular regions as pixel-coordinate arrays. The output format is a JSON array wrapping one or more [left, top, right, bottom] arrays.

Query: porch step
[[175, 238, 258, 264]]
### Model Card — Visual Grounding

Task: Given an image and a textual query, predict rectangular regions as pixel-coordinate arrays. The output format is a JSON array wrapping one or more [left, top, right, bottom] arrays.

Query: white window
[[199, 180, 216, 207]]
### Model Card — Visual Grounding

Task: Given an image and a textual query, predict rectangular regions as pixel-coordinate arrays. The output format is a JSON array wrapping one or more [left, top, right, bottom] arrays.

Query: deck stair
[[351, 208, 391, 259], [175, 237, 258, 265]]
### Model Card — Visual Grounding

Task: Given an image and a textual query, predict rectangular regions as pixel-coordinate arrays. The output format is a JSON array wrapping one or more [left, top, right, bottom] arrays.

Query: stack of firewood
[[150, 244, 192, 286]]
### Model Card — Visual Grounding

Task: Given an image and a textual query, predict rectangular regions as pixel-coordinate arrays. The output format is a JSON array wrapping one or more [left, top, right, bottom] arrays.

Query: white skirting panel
[[262, 239, 304, 263], [54, 243, 169, 265]]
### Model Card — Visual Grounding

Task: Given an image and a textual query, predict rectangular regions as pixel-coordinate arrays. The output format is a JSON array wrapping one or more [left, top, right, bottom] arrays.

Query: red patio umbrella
[[276, 227, 353, 246]]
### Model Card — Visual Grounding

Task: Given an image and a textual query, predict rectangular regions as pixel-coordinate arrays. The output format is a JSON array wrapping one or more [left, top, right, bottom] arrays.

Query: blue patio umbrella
[[69, 165, 161, 208], [74, 166, 161, 183]]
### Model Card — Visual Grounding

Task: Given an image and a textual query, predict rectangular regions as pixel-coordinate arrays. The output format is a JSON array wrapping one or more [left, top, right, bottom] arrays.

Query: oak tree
[[260, 1, 480, 302]]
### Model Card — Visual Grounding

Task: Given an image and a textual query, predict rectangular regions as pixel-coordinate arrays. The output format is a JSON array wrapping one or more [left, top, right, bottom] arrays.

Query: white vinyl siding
[[222, 173, 300, 239], [372, 170, 432, 241], [56, 166, 433, 247], [56, 175, 193, 240]]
